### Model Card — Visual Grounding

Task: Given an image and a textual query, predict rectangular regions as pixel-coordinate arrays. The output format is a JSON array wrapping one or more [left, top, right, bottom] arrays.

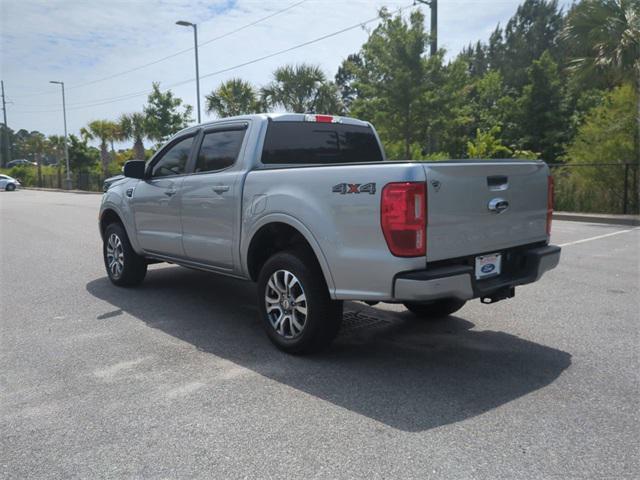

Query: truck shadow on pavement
[[86, 265, 571, 432]]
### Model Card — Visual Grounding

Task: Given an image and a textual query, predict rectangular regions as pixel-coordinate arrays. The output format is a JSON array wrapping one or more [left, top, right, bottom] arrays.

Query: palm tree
[[81, 120, 113, 179], [119, 113, 148, 160], [23, 132, 47, 187], [260, 63, 344, 114], [106, 120, 123, 164], [562, 0, 640, 161], [205, 78, 261, 118], [47, 135, 66, 187]]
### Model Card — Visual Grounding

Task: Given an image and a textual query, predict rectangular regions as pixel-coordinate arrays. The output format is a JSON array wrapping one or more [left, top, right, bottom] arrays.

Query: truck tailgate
[[423, 161, 549, 262]]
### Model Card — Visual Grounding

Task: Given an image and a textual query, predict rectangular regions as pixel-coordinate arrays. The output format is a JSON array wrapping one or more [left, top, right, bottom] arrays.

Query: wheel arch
[[244, 215, 336, 295], [99, 208, 124, 240]]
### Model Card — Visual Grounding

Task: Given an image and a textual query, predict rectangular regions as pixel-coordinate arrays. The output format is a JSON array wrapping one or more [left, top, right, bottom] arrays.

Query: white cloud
[[1, 0, 571, 140]]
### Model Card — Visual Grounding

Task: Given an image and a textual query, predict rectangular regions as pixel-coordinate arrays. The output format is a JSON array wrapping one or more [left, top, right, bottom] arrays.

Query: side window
[[151, 136, 194, 178], [195, 129, 245, 173]]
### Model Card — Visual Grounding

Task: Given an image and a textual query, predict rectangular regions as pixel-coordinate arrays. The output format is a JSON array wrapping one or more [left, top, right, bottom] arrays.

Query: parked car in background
[[0, 174, 21, 191], [6, 159, 37, 168]]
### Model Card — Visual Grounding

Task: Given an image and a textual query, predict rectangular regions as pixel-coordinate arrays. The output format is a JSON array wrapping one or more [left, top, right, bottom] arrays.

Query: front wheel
[[257, 250, 343, 354], [404, 298, 466, 319], [103, 223, 147, 286], [5, 183, 16, 191]]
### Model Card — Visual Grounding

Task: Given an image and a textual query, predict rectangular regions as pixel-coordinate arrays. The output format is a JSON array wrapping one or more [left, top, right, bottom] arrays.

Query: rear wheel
[[257, 250, 342, 354], [403, 298, 466, 319], [5, 183, 16, 191], [103, 223, 147, 286]]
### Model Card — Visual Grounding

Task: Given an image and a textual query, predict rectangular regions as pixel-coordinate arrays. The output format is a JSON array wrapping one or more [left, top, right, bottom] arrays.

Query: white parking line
[[558, 227, 639, 247]]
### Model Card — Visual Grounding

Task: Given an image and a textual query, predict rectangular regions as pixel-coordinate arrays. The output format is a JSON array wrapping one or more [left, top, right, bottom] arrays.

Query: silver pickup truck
[[99, 113, 560, 353]]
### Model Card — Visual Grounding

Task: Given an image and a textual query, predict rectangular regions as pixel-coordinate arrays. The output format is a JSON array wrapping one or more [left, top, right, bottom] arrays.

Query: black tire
[[103, 222, 147, 287], [6, 183, 16, 191], [403, 298, 466, 319], [257, 250, 343, 354]]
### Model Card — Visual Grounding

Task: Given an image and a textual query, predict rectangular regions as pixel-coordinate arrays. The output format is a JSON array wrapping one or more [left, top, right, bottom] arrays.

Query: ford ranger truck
[[99, 113, 560, 354]]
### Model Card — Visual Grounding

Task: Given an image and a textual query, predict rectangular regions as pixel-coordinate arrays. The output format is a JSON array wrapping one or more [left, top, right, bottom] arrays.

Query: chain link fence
[[7, 170, 104, 192]]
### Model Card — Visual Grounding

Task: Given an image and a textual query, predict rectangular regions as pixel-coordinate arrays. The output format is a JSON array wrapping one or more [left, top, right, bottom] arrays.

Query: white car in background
[[0, 174, 21, 191]]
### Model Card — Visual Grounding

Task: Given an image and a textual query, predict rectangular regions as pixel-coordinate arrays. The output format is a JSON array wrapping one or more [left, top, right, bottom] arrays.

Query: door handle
[[212, 185, 229, 193], [164, 190, 177, 197]]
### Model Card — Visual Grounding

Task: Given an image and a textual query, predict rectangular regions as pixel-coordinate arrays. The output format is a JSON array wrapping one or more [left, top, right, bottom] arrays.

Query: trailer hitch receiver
[[481, 286, 515, 304]]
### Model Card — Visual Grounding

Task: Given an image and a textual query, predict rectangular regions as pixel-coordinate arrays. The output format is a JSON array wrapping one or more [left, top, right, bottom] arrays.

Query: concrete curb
[[554, 212, 640, 226], [22, 187, 102, 195]]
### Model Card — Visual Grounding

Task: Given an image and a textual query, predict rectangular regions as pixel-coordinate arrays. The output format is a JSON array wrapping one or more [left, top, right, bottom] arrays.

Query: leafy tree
[[0, 123, 14, 167], [469, 71, 509, 131], [205, 78, 261, 118], [47, 134, 67, 182], [564, 84, 638, 213], [500, 0, 564, 90], [335, 53, 364, 110], [144, 82, 193, 142], [261, 63, 343, 114], [462, 0, 563, 91], [467, 126, 513, 158], [460, 41, 488, 77], [349, 8, 430, 158], [10, 129, 47, 162], [68, 134, 98, 172], [81, 120, 114, 178], [119, 112, 148, 160], [21, 132, 47, 185], [516, 50, 567, 161], [561, 0, 640, 162]]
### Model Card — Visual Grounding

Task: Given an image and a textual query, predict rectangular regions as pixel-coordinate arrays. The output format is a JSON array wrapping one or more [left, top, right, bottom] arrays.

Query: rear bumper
[[393, 245, 561, 302]]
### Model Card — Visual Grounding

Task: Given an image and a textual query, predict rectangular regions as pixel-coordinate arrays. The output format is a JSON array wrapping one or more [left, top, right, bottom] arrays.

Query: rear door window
[[261, 122, 383, 165], [195, 129, 245, 173]]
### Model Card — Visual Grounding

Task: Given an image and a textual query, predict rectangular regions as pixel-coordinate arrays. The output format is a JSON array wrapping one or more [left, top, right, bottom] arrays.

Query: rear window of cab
[[261, 122, 383, 165]]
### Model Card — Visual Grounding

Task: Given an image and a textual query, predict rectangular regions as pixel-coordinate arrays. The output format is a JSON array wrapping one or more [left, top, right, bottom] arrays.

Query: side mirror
[[123, 160, 146, 179]]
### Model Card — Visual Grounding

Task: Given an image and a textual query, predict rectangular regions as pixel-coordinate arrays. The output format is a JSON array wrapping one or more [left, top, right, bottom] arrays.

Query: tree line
[[1, 0, 637, 212]]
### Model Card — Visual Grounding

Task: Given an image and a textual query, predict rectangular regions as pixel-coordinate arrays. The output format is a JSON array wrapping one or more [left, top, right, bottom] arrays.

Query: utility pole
[[49, 81, 72, 190], [1, 80, 10, 167], [416, 0, 437, 56]]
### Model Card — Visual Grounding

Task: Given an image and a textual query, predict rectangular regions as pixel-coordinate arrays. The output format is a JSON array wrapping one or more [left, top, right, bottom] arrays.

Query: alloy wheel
[[106, 233, 125, 279], [265, 269, 308, 339]]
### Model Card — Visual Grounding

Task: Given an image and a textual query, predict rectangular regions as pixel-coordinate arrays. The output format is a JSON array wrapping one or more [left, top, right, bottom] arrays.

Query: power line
[[9, 0, 308, 99], [13, 2, 414, 115]]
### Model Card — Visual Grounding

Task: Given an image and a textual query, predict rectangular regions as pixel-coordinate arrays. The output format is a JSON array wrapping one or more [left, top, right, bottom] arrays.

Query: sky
[[1, 0, 572, 141]]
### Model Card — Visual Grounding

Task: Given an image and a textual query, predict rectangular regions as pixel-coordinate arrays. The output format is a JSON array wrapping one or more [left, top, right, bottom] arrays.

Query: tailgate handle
[[487, 175, 508, 191]]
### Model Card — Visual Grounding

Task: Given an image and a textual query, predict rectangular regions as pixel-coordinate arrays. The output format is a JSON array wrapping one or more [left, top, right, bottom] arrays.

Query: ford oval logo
[[481, 264, 495, 274], [488, 197, 509, 214]]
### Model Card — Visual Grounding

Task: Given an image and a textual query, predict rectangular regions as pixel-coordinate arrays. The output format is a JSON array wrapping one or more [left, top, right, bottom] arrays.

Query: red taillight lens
[[381, 182, 426, 257], [314, 114, 334, 123], [546, 175, 554, 236]]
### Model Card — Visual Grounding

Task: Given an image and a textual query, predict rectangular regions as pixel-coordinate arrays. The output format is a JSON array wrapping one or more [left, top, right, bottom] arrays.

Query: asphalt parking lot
[[1, 189, 638, 479]]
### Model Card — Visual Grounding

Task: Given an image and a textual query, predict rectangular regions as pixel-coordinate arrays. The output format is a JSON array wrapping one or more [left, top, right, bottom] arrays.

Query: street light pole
[[176, 20, 201, 123], [50, 81, 71, 190]]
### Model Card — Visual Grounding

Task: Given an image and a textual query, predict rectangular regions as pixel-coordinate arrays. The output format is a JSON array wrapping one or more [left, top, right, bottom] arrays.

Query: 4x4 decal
[[332, 183, 376, 195]]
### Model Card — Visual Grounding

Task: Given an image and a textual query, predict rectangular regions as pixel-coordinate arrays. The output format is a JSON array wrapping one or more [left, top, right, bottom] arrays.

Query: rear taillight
[[381, 182, 426, 257], [546, 175, 554, 236]]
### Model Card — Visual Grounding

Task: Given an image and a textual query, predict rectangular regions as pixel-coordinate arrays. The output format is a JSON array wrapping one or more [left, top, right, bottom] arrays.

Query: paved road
[[1, 190, 638, 479]]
